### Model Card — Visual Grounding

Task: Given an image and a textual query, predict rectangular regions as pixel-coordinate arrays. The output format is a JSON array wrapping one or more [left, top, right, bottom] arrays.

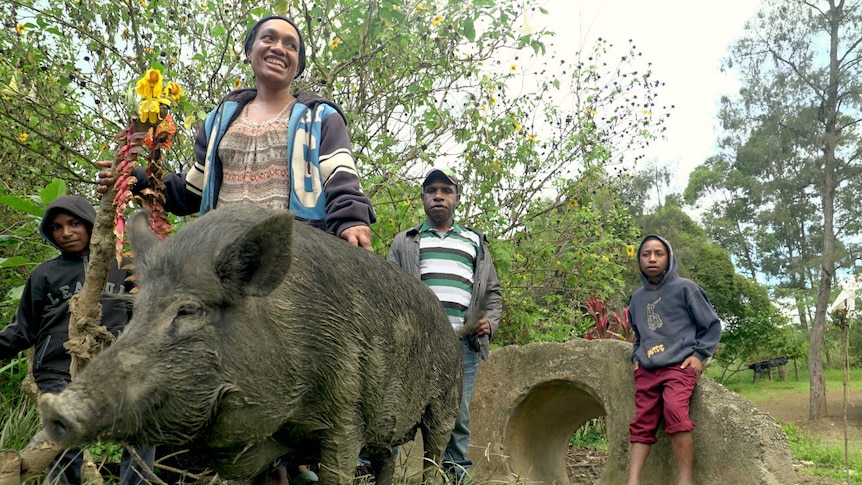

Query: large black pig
[[40, 204, 463, 484]]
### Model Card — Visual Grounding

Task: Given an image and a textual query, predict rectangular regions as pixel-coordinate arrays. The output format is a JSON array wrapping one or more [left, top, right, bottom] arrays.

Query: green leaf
[[273, 0, 290, 16], [0, 257, 31, 268], [462, 18, 476, 42], [39, 180, 67, 205], [0, 195, 44, 217]]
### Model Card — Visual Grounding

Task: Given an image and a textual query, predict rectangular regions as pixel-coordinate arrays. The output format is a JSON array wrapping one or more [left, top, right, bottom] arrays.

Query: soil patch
[[566, 447, 606, 484], [752, 388, 862, 442]]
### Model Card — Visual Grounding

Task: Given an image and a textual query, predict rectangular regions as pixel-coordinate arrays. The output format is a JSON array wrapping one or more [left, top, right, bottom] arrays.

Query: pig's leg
[[368, 449, 395, 485], [316, 430, 363, 485], [420, 409, 455, 483]]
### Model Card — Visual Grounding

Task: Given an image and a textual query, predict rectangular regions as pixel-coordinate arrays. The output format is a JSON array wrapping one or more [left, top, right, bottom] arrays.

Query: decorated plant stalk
[[67, 68, 181, 377], [0, 70, 182, 485]]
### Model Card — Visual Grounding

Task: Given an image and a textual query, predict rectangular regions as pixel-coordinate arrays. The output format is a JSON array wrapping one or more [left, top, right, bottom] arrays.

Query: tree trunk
[[795, 295, 809, 332], [809, 0, 842, 422], [66, 119, 149, 375]]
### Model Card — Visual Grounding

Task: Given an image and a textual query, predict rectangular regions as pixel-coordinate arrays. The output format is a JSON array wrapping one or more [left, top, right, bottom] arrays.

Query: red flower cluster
[[110, 111, 177, 263]]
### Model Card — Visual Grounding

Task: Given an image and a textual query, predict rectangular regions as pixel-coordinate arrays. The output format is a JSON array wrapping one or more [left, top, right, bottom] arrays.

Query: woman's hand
[[340, 225, 372, 251], [95, 160, 115, 194]]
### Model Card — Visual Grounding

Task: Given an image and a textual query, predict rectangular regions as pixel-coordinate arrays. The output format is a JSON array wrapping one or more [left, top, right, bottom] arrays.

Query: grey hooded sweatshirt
[[629, 235, 722, 369]]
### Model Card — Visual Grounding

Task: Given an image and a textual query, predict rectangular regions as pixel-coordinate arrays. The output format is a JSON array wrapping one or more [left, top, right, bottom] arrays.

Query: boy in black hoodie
[[627, 235, 722, 485], [0, 195, 155, 485]]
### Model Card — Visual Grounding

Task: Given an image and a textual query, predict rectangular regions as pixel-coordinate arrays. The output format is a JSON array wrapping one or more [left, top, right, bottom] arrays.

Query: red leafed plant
[[583, 296, 634, 342], [111, 69, 183, 261]]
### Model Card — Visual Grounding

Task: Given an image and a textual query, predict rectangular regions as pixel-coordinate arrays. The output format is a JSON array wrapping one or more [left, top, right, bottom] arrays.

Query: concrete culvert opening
[[505, 380, 605, 484], [468, 340, 796, 485]]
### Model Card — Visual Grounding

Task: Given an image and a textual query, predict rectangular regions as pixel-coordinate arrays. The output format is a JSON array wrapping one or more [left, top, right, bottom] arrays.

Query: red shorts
[[629, 364, 699, 444]]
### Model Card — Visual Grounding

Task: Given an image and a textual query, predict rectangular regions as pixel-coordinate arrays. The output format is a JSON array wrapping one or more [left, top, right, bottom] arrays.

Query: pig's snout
[[40, 393, 81, 446], [44, 416, 69, 442]]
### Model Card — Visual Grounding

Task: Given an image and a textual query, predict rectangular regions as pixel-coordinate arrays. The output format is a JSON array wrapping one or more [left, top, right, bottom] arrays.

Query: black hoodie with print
[[0, 195, 134, 390]]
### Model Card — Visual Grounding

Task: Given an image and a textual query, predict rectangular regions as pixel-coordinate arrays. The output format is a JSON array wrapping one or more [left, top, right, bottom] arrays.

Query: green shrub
[[569, 417, 608, 450]]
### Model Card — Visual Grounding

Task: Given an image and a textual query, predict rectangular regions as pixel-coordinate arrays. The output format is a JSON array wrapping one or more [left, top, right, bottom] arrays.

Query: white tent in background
[[828, 276, 861, 313]]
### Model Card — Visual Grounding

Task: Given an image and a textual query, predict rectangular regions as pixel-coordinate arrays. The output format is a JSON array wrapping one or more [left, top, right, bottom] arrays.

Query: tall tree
[[687, 0, 862, 419], [0, 0, 672, 340]]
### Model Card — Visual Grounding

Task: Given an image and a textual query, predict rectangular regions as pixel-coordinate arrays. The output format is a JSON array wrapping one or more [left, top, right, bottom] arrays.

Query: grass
[[569, 417, 609, 451], [710, 364, 862, 484], [0, 393, 41, 450], [708, 365, 862, 399], [784, 423, 862, 484]]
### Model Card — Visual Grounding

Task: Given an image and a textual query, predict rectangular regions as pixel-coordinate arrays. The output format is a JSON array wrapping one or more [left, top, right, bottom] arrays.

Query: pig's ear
[[214, 211, 293, 297], [128, 209, 161, 265]]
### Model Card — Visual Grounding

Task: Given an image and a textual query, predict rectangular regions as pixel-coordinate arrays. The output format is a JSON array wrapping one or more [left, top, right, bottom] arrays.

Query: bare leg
[[627, 442, 651, 485], [670, 431, 694, 485], [269, 466, 289, 485]]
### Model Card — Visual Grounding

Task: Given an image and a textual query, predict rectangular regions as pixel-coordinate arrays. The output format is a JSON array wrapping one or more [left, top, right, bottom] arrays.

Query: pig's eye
[[176, 304, 204, 318]]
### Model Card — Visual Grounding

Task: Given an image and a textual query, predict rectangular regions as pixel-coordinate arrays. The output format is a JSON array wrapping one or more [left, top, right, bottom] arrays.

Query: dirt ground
[[753, 388, 862, 485], [566, 388, 862, 484]]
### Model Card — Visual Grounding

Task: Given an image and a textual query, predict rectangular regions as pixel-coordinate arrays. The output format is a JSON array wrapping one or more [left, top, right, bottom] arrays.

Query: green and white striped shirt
[[418, 221, 480, 331]]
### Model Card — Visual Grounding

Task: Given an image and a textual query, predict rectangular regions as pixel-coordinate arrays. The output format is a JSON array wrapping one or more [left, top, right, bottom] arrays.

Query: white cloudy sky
[[532, 0, 760, 192]]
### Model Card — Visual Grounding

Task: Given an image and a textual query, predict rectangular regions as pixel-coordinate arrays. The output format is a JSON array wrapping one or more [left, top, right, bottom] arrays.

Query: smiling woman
[[97, 12, 381, 485], [97, 15, 376, 251]]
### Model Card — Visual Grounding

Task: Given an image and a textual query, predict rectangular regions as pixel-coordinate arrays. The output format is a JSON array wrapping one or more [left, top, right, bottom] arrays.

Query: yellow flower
[[416, 3, 428, 10], [509, 64, 517, 72], [641, 109, 651, 115], [18, 133, 29, 143], [135, 69, 163, 99], [330, 37, 341, 50], [490, 96, 497, 105], [626, 245, 635, 257], [431, 15, 444, 25], [138, 98, 162, 124], [200, 2, 208, 8], [166, 81, 183, 101], [527, 133, 536, 143], [233, 78, 242, 89], [183, 114, 197, 131], [513, 121, 521, 132], [138, 0, 148, 7], [587, 108, 597, 115], [15, 23, 26, 35]]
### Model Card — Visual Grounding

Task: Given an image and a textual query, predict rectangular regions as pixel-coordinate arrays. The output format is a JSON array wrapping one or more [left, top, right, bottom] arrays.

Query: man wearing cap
[[386, 168, 503, 480]]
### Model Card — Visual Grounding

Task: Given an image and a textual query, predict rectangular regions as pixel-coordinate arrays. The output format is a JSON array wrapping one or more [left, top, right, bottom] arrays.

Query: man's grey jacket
[[386, 222, 503, 360]]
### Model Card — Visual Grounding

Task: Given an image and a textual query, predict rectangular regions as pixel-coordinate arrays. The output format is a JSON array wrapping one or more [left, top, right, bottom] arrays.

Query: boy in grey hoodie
[[626, 235, 722, 485]]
